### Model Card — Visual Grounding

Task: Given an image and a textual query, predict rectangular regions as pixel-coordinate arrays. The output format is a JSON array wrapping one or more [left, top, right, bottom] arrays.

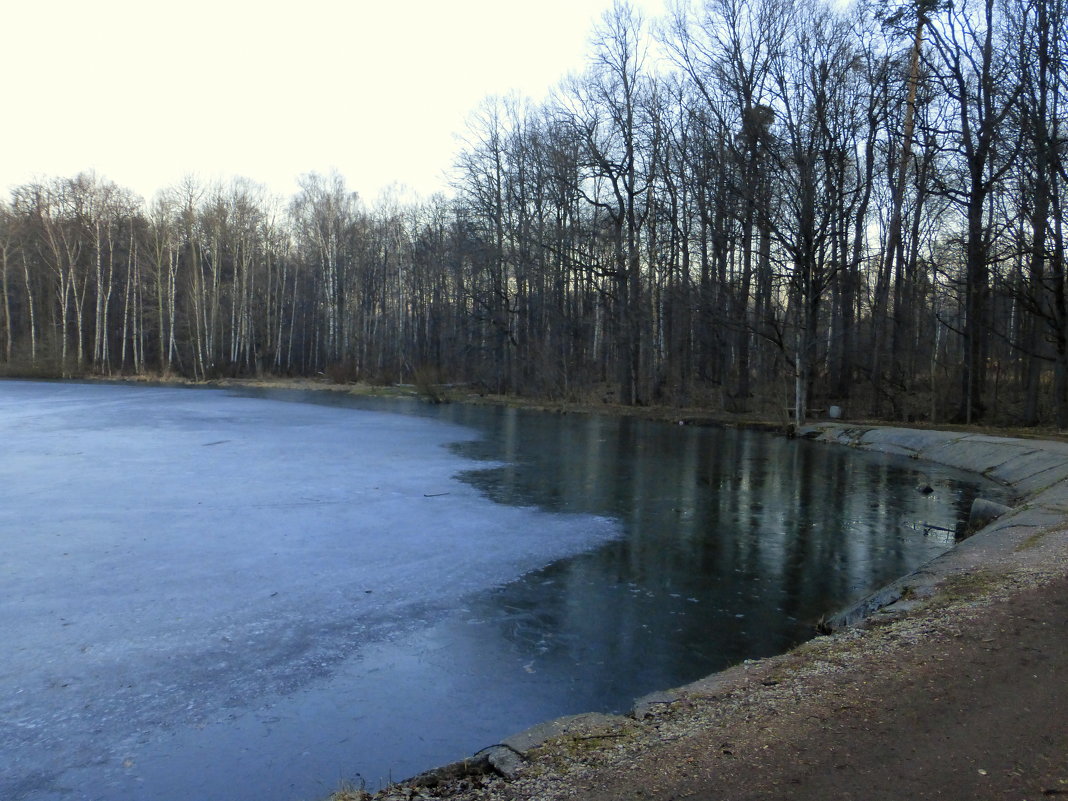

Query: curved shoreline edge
[[805, 424, 1068, 630], [368, 422, 1068, 797]]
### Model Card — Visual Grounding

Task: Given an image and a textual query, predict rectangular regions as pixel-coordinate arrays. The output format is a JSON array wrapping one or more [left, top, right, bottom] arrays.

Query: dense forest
[[0, 0, 1065, 426]]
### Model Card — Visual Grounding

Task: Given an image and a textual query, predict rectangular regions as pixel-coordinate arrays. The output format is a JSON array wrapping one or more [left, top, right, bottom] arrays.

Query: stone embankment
[[343, 423, 1068, 801], [804, 424, 1068, 628]]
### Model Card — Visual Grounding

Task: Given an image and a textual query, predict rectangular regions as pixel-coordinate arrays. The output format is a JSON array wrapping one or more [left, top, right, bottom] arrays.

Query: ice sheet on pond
[[0, 380, 620, 801]]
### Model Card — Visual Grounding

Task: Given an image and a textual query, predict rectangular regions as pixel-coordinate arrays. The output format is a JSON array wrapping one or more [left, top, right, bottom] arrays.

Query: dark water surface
[[238, 390, 1011, 757]]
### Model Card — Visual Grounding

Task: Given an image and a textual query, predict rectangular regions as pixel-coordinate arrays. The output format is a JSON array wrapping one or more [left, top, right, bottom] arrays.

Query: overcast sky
[[2, 0, 665, 206]]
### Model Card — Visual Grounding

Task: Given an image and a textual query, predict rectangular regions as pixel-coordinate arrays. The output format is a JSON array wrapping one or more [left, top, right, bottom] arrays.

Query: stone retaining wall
[[800, 424, 1068, 628]]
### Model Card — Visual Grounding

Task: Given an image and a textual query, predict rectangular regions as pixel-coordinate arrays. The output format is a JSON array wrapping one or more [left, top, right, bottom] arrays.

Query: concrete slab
[[501, 713, 630, 753], [485, 712, 631, 779], [1030, 482, 1068, 512], [917, 438, 1035, 476], [858, 427, 961, 453], [798, 423, 1068, 632], [989, 506, 1067, 531], [861, 442, 925, 458], [986, 449, 1068, 493]]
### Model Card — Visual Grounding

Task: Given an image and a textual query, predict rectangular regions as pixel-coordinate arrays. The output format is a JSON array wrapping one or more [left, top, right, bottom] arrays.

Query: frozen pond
[[0, 380, 1009, 800]]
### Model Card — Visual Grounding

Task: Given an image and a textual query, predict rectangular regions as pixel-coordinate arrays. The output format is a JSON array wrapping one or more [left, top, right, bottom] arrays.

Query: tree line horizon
[[1, 0, 1065, 426]]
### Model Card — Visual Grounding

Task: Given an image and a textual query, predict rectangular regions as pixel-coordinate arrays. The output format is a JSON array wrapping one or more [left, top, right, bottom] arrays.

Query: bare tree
[[925, 0, 1022, 421], [559, 0, 654, 405]]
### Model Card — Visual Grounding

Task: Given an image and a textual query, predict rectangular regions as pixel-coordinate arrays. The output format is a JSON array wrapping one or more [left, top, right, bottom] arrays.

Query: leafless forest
[[1, 0, 1065, 425]]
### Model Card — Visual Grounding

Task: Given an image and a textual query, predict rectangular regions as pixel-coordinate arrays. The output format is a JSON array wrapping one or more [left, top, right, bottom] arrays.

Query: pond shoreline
[[331, 419, 1068, 801], [86, 373, 1068, 439]]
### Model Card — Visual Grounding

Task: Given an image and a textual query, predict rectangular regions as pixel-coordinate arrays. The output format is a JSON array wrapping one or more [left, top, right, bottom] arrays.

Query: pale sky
[[2, 0, 665, 205]]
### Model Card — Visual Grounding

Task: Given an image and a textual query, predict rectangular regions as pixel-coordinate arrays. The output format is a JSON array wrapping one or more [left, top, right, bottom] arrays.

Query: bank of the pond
[[338, 422, 1068, 801], [87, 373, 1068, 440], [84, 374, 808, 433]]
